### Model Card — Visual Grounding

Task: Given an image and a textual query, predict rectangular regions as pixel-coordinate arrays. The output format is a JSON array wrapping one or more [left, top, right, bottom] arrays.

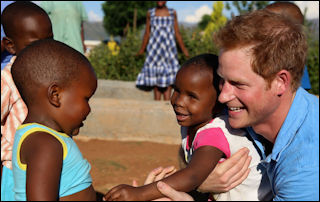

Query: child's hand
[[132, 166, 177, 187], [103, 184, 141, 201]]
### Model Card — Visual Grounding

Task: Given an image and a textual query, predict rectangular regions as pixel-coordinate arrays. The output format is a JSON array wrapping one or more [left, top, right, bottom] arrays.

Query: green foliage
[[178, 26, 218, 64], [226, 1, 271, 16], [307, 39, 319, 94], [88, 30, 145, 81], [102, 1, 155, 37], [203, 1, 227, 40], [305, 20, 319, 94], [198, 14, 211, 30]]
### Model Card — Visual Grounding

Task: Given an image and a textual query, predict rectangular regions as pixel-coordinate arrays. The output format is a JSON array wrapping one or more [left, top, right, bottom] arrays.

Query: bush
[[88, 30, 145, 81], [177, 26, 219, 65]]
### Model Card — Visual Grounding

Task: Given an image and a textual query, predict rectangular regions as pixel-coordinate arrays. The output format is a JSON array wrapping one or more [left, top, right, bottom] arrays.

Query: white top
[[181, 115, 272, 201]]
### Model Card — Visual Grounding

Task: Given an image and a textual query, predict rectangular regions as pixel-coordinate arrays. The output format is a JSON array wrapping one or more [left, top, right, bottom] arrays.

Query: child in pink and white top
[[104, 54, 272, 201], [181, 114, 271, 200]]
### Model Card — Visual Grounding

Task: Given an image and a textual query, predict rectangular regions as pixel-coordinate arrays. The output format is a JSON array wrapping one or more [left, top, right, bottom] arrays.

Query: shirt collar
[[271, 87, 308, 161], [247, 87, 308, 163]]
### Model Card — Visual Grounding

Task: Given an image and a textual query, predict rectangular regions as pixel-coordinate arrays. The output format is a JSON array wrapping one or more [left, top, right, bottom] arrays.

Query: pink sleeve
[[193, 128, 230, 158]]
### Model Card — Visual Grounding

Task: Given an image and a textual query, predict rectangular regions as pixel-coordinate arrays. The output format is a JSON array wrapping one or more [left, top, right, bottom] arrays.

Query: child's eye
[[188, 93, 198, 100]]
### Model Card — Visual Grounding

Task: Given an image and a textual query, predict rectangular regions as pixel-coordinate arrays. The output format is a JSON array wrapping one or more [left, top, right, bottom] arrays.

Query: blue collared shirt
[[248, 87, 319, 201]]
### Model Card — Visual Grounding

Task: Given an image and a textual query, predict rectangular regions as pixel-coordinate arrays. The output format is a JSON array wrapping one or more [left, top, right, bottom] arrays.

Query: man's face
[[217, 47, 280, 131]]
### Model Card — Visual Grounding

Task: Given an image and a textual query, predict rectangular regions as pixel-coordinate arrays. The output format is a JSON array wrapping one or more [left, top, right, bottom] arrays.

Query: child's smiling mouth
[[174, 110, 190, 122]]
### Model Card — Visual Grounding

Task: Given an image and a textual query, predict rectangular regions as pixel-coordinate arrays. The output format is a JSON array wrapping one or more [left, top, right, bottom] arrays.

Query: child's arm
[[136, 11, 151, 55], [173, 10, 189, 58], [22, 132, 97, 201], [21, 132, 63, 200], [104, 146, 224, 201]]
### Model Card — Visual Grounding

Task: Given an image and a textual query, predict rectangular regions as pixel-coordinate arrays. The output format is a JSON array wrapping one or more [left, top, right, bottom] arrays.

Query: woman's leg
[[154, 86, 162, 101]]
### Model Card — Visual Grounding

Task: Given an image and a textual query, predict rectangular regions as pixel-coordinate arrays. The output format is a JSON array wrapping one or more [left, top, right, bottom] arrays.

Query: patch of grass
[[92, 159, 127, 171], [107, 160, 127, 170]]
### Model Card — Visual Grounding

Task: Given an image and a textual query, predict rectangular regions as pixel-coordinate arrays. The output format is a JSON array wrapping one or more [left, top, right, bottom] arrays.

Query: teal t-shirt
[[40, 1, 88, 54], [12, 123, 92, 200]]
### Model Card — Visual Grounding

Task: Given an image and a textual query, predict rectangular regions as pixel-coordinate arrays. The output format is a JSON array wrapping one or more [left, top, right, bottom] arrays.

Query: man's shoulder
[[297, 87, 319, 106], [299, 88, 319, 123], [289, 88, 319, 125]]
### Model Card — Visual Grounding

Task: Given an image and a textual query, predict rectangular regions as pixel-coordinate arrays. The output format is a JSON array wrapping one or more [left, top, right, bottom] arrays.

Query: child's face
[[58, 65, 97, 137], [6, 14, 53, 55], [171, 65, 217, 130]]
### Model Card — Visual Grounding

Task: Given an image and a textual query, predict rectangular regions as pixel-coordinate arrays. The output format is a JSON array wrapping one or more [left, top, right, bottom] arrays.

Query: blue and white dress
[[136, 8, 180, 88]]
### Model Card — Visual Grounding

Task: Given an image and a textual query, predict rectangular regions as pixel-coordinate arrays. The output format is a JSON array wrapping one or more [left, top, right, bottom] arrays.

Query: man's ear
[[274, 70, 291, 97], [48, 83, 61, 107], [2, 37, 16, 55]]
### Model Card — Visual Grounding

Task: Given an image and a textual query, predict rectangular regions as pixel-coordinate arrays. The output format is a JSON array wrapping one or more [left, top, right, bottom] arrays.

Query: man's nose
[[218, 82, 235, 103]]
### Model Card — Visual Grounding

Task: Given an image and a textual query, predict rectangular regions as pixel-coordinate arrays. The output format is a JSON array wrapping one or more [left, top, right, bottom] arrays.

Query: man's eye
[[230, 81, 245, 89], [235, 83, 246, 89]]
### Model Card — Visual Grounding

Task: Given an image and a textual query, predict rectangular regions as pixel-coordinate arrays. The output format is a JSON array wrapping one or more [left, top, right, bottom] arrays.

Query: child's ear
[[48, 83, 61, 107], [2, 37, 16, 55]]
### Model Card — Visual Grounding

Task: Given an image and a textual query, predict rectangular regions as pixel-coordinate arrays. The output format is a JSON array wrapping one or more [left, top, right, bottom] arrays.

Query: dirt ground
[[74, 137, 181, 194]]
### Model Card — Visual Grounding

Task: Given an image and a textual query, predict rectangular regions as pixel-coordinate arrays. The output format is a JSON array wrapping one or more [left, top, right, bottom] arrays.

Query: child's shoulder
[[16, 123, 69, 153], [204, 115, 247, 137], [16, 123, 67, 145], [168, 8, 176, 15]]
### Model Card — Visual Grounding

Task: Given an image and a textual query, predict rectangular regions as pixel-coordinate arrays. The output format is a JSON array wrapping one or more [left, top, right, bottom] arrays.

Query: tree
[[203, 1, 227, 40], [102, 1, 155, 37], [225, 1, 271, 17], [198, 14, 211, 30]]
